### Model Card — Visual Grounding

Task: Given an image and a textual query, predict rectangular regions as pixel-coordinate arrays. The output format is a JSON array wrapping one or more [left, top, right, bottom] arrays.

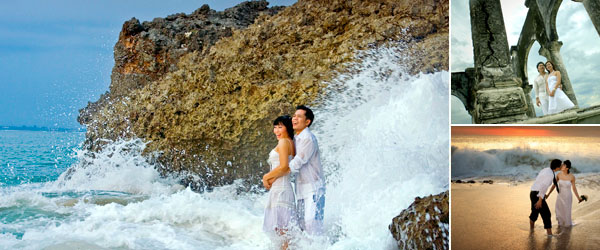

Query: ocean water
[[452, 135, 600, 180], [0, 130, 84, 187], [0, 46, 449, 249]]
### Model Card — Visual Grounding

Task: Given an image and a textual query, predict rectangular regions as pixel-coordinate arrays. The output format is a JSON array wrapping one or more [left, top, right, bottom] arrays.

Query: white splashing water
[[314, 46, 449, 249], [0, 45, 449, 250], [451, 146, 600, 181]]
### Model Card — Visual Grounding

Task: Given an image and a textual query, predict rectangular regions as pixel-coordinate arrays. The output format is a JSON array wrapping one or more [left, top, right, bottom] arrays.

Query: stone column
[[574, 0, 600, 36], [469, 0, 529, 123], [539, 41, 579, 105], [512, 46, 536, 118]]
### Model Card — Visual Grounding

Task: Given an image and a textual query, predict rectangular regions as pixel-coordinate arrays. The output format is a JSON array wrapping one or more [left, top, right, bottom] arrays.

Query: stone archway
[[512, 0, 578, 109], [452, 0, 600, 123], [450, 0, 530, 124]]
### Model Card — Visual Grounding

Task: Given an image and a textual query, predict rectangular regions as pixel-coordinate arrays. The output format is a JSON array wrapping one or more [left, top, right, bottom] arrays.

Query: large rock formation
[[79, 1, 285, 126], [79, 0, 449, 190], [389, 191, 449, 250]]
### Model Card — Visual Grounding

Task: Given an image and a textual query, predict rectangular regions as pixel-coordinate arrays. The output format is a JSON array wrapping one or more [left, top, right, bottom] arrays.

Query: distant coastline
[[0, 125, 85, 132]]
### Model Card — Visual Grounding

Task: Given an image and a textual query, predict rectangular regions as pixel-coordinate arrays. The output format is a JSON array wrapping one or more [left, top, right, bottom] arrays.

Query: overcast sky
[[0, 0, 295, 129], [451, 0, 600, 123]]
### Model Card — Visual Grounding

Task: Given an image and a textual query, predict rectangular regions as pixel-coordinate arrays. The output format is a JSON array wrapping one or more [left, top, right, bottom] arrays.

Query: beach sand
[[451, 176, 600, 250]]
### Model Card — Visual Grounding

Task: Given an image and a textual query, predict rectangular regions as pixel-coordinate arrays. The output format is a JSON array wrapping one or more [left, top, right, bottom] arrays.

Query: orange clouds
[[452, 126, 561, 137]]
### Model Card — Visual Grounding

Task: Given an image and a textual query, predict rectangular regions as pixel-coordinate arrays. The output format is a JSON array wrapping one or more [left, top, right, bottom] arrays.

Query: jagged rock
[[78, 0, 284, 125], [389, 191, 449, 250], [78, 0, 449, 190]]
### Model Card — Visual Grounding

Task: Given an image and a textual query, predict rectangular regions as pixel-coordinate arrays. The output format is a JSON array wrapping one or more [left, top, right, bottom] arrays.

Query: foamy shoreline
[[452, 172, 600, 188]]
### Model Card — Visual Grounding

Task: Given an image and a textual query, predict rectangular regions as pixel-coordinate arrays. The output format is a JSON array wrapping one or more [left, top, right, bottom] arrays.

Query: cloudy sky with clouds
[[451, 0, 600, 123], [0, 0, 295, 128]]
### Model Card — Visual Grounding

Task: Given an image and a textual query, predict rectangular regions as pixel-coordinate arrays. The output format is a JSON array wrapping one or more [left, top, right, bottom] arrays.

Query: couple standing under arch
[[532, 60, 576, 116]]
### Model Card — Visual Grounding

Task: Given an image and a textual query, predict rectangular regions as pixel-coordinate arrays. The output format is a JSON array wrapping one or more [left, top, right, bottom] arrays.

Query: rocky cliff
[[389, 191, 449, 250], [78, 0, 449, 190], [79, 1, 284, 126]]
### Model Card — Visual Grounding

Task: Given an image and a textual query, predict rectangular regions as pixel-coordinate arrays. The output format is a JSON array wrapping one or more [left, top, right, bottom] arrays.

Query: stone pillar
[[522, 84, 536, 117], [512, 46, 536, 118], [539, 41, 579, 105], [574, 0, 600, 36], [469, 0, 529, 123]]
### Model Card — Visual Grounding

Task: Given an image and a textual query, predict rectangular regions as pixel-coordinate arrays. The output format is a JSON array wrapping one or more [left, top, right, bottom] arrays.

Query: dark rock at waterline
[[453, 179, 490, 184], [78, 0, 449, 190], [451, 145, 457, 155], [390, 190, 449, 250]]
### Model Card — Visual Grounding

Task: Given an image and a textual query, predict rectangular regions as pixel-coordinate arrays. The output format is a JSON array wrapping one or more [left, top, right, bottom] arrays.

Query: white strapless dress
[[547, 75, 575, 114], [556, 180, 573, 227], [263, 149, 295, 232]]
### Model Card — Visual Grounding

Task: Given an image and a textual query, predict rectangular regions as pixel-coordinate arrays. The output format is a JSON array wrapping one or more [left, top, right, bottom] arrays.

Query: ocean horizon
[[0, 125, 86, 133]]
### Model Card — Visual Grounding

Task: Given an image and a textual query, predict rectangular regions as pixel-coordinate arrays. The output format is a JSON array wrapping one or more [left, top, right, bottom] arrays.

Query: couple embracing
[[529, 159, 586, 235], [532, 60, 575, 115], [261, 105, 326, 249]]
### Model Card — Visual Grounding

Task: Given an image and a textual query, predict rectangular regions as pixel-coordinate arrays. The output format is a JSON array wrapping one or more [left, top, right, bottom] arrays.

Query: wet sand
[[451, 177, 600, 250]]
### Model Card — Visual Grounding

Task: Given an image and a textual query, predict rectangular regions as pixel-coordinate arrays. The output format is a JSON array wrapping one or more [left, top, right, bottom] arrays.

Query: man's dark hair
[[296, 105, 314, 127], [550, 159, 562, 170], [536, 61, 545, 68]]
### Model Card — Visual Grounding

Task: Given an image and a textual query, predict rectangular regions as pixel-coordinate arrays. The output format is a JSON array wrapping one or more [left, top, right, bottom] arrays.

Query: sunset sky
[[452, 126, 600, 137]]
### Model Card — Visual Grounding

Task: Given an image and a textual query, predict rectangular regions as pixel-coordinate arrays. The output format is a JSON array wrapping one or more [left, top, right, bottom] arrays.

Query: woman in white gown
[[547, 160, 583, 227], [545, 61, 575, 114], [262, 115, 296, 250]]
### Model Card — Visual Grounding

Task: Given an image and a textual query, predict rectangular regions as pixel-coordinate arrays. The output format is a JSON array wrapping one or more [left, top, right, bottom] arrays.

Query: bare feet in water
[[530, 220, 553, 235]]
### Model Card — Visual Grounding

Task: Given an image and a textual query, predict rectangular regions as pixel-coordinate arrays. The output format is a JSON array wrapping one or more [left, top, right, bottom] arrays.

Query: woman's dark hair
[[564, 160, 571, 174], [545, 60, 556, 72], [273, 115, 294, 140], [296, 105, 314, 127], [536, 62, 545, 68]]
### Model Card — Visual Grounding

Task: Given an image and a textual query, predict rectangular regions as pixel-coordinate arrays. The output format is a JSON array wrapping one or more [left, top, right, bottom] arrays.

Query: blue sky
[[0, 0, 295, 129], [451, 0, 600, 123]]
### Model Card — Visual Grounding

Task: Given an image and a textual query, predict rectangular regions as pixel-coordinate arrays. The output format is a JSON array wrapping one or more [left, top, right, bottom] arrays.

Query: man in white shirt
[[529, 159, 562, 235], [289, 105, 325, 236], [533, 62, 549, 115]]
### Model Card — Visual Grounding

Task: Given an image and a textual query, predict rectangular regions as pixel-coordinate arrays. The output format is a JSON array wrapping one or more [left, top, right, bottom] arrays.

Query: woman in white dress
[[547, 160, 583, 227], [545, 61, 575, 114], [262, 115, 296, 250], [533, 62, 549, 115]]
